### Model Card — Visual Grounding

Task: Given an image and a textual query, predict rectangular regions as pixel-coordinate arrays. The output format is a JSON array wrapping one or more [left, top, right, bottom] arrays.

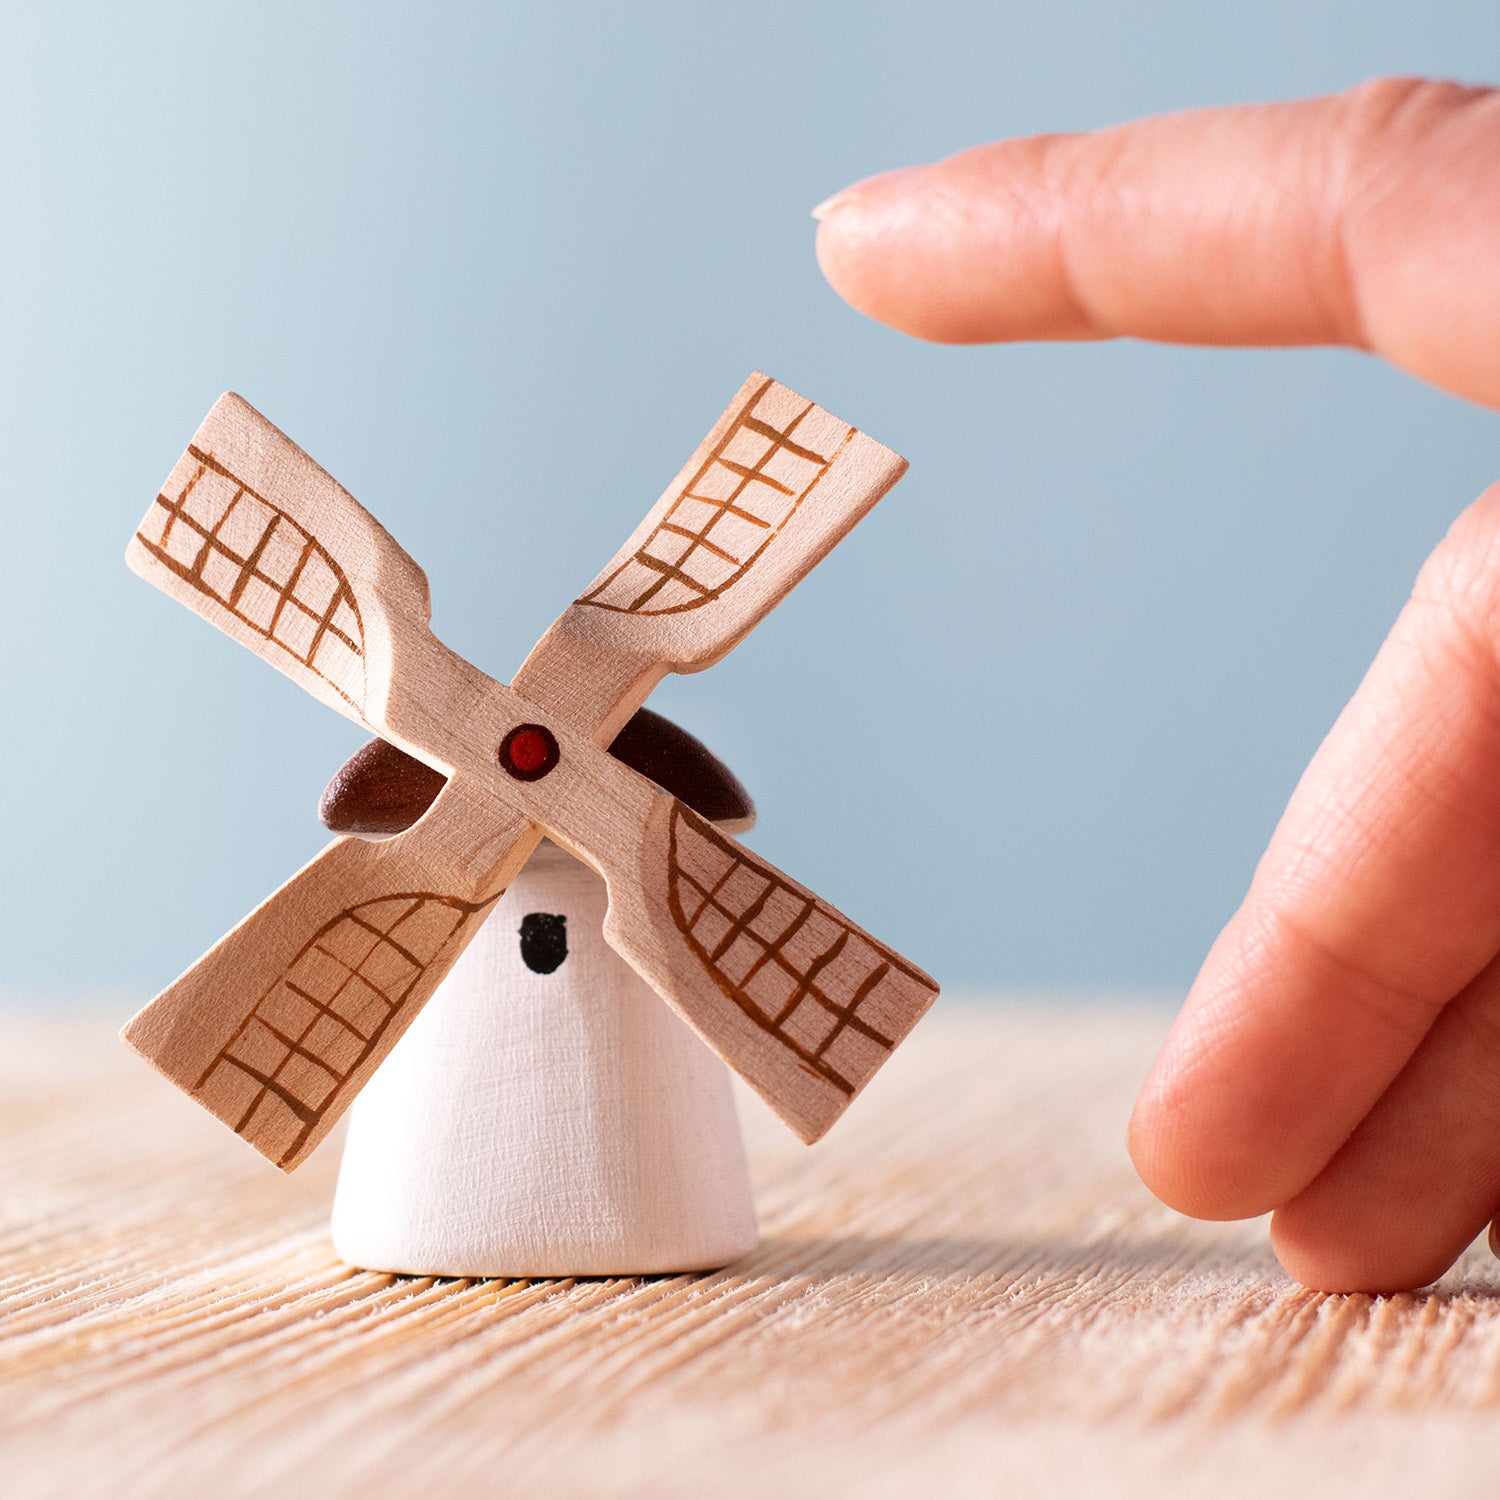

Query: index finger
[[814, 78, 1500, 409]]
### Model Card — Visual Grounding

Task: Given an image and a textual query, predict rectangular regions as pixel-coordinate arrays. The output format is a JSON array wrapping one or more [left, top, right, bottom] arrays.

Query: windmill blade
[[512, 374, 908, 736], [122, 781, 539, 1171], [127, 393, 434, 731], [596, 795, 938, 1144]]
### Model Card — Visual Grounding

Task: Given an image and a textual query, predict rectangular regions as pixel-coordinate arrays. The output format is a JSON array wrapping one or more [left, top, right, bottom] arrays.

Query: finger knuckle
[[1332, 74, 1500, 244], [1337, 75, 1499, 158]]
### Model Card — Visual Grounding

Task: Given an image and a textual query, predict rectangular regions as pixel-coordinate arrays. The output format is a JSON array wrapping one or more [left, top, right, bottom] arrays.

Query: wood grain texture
[[509, 372, 909, 730], [11, 999, 1500, 1500], [127, 393, 431, 730], [123, 377, 934, 1165], [121, 779, 536, 1171]]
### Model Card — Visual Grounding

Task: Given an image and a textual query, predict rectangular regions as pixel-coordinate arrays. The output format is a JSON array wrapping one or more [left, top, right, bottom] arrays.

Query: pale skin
[[814, 77, 1500, 1294]]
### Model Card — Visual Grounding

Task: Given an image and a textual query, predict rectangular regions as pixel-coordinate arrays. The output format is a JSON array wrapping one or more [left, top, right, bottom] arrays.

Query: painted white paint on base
[[330, 841, 759, 1277]]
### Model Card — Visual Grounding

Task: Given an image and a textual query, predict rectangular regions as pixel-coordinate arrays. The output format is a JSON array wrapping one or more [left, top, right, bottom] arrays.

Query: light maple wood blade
[[122, 784, 538, 1171], [127, 393, 433, 731], [597, 797, 939, 1144], [512, 373, 908, 735]]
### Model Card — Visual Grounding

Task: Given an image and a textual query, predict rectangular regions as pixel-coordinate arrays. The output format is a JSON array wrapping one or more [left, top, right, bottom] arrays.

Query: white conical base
[[330, 842, 759, 1277]]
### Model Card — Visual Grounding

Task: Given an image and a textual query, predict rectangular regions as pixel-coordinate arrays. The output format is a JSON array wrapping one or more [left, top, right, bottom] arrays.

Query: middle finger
[[1271, 946, 1500, 1292]]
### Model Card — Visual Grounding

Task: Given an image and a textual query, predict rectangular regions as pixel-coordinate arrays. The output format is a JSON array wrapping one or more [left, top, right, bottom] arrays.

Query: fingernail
[[811, 189, 854, 221]]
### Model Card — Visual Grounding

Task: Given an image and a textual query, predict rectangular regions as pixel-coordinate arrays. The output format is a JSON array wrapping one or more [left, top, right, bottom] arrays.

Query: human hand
[[814, 78, 1500, 1292]]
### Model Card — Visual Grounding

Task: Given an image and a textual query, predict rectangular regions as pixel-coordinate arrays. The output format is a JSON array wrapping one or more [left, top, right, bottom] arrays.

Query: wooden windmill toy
[[121, 374, 939, 1194]]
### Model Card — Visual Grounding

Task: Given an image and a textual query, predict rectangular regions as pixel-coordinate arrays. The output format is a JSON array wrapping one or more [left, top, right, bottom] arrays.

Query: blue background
[[3, 2, 1498, 1000]]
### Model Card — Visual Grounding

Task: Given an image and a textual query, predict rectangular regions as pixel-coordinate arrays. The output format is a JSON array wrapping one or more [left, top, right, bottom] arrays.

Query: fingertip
[[1128, 1068, 1276, 1223], [1127, 974, 1316, 1224], [1269, 1200, 1452, 1294], [813, 164, 978, 342], [811, 200, 891, 330], [1128, 1066, 1239, 1220], [1125, 1087, 1185, 1210]]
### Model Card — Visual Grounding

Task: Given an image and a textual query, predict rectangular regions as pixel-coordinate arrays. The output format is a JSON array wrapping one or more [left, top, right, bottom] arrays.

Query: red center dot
[[507, 726, 552, 773]]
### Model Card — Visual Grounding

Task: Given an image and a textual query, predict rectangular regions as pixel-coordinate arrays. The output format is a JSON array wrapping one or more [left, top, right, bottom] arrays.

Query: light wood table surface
[[5, 999, 1500, 1498]]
